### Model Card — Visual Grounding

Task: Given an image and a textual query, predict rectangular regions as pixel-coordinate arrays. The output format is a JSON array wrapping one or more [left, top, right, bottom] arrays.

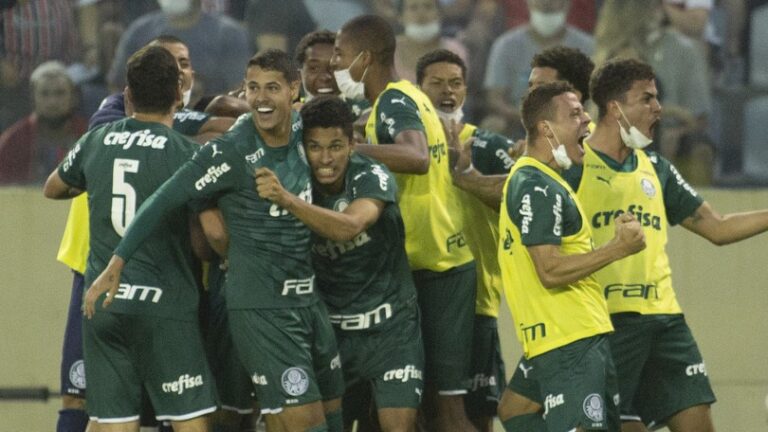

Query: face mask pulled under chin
[[333, 52, 367, 101], [616, 105, 653, 149], [158, 0, 193, 17], [404, 21, 441, 43], [182, 88, 192, 107], [530, 10, 567, 38], [436, 105, 464, 125], [545, 121, 572, 170]]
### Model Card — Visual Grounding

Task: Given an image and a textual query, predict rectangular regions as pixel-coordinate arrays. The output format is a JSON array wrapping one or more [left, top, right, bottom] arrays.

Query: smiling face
[[616, 79, 662, 139], [304, 126, 353, 194], [545, 91, 591, 165], [244, 66, 298, 135], [301, 42, 339, 97], [160, 41, 194, 94], [419, 61, 466, 114]]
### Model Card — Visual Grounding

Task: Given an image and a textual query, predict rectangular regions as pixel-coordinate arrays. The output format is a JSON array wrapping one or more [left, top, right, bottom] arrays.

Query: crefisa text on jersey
[[103, 129, 168, 150]]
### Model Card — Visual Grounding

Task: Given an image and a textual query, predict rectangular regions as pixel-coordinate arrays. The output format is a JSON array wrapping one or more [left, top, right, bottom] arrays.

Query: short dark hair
[[531, 46, 594, 104], [149, 34, 186, 47], [340, 15, 396, 66], [590, 58, 656, 119], [247, 49, 299, 83], [521, 81, 575, 142], [126, 45, 180, 114], [300, 95, 356, 141], [415, 48, 466, 85], [295, 30, 336, 65]]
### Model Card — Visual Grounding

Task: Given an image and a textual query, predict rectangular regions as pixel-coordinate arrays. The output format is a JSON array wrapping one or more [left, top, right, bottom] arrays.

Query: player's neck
[[132, 111, 174, 128], [529, 140, 561, 172], [257, 121, 291, 148], [588, 122, 632, 164], [367, 66, 399, 104]]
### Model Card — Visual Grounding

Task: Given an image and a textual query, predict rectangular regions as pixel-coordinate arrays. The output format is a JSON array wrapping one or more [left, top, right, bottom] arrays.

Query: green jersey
[[468, 127, 514, 176], [57, 118, 198, 320], [311, 154, 416, 331], [506, 165, 583, 246], [173, 108, 211, 136], [115, 111, 317, 310]]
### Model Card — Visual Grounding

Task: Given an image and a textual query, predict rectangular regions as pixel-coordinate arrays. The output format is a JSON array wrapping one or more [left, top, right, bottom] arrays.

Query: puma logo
[[518, 363, 534, 379], [597, 176, 611, 186], [211, 144, 223, 158], [534, 185, 549, 196], [391, 96, 407, 106]]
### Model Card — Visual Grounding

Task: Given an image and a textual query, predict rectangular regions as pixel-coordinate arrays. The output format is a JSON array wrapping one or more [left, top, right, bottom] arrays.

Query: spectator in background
[[108, 0, 249, 96], [483, 0, 593, 138], [503, 0, 597, 33], [664, 0, 713, 40], [244, 0, 315, 55], [394, 0, 468, 83], [0, 62, 87, 185], [594, 0, 714, 184], [0, 0, 80, 130], [302, 0, 372, 31]]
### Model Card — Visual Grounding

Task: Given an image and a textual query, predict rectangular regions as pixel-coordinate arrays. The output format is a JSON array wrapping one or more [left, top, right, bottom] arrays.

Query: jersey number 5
[[111, 158, 140, 236]]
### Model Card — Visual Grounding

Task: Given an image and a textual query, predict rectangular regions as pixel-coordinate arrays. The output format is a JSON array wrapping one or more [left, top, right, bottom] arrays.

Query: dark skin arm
[[354, 129, 430, 174]]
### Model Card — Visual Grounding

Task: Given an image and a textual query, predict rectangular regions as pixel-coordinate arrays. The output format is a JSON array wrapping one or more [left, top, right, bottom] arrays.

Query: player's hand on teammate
[[84, 255, 125, 319], [255, 167, 290, 208], [613, 213, 646, 257]]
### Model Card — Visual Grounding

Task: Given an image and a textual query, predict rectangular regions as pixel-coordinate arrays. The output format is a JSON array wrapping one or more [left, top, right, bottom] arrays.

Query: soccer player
[[53, 34, 245, 432], [416, 48, 513, 432], [571, 58, 768, 432], [255, 95, 424, 431], [295, 30, 340, 101], [451, 45, 595, 209], [331, 15, 477, 432], [43, 45, 218, 432], [85, 49, 345, 432], [497, 81, 646, 432]]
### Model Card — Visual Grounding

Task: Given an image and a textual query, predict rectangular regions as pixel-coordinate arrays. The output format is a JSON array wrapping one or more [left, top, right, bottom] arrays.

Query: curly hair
[[294, 30, 336, 66], [531, 46, 594, 104], [300, 95, 356, 140], [590, 58, 655, 119], [521, 81, 575, 143]]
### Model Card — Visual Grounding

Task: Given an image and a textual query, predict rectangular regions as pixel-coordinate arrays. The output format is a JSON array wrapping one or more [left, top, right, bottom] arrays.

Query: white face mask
[[158, 0, 193, 17], [333, 51, 368, 101], [436, 104, 464, 125], [404, 21, 441, 43], [616, 104, 653, 149], [182, 88, 192, 107], [530, 10, 567, 38], [544, 121, 572, 170]]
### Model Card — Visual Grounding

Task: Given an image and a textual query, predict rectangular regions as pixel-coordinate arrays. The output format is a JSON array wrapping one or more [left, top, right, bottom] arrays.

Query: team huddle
[[44, 13, 768, 432]]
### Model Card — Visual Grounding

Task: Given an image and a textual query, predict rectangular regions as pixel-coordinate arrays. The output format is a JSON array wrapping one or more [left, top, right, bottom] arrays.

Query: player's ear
[[289, 79, 300, 102]]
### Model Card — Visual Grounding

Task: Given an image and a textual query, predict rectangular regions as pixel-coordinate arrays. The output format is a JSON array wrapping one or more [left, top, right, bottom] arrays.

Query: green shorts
[[507, 335, 620, 431], [609, 313, 716, 428], [465, 315, 506, 419], [204, 267, 254, 414], [228, 302, 345, 414], [413, 261, 476, 393], [335, 297, 424, 410], [83, 312, 218, 423]]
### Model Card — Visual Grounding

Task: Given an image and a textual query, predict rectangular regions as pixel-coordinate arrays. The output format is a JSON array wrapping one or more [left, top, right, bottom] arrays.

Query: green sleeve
[[114, 139, 246, 260], [650, 152, 704, 225], [375, 90, 424, 144], [57, 137, 89, 190], [506, 172, 564, 246], [471, 129, 514, 175], [351, 162, 396, 204], [173, 110, 211, 136]]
